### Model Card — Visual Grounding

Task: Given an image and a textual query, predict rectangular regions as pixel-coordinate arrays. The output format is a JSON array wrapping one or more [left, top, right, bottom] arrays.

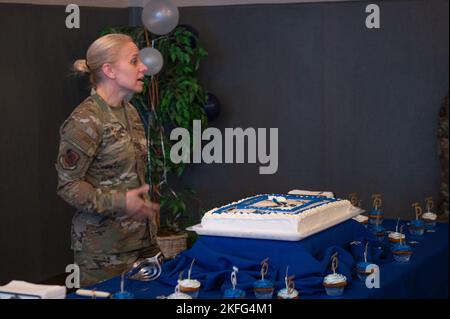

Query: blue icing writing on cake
[[201, 190, 360, 239]]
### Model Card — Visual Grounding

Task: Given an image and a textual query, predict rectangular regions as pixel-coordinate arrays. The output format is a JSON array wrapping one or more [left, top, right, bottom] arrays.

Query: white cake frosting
[[388, 232, 405, 240], [201, 190, 361, 239], [352, 214, 368, 223], [323, 273, 347, 285], [422, 212, 437, 221], [166, 291, 192, 299], [178, 279, 201, 289], [277, 288, 299, 299]]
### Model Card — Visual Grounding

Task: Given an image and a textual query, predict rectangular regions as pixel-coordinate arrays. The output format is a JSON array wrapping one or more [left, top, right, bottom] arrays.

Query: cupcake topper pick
[[425, 197, 434, 212], [412, 202, 422, 220], [120, 271, 126, 293], [349, 193, 358, 207], [364, 242, 369, 263], [287, 275, 296, 295], [372, 194, 382, 210], [284, 266, 290, 288], [178, 270, 184, 281], [284, 266, 295, 293], [396, 218, 400, 233], [331, 252, 339, 274], [231, 266, 238, 290], [399, 225, 405, 244], [188, 258, 195, 280], [260, 258, 269, 280]]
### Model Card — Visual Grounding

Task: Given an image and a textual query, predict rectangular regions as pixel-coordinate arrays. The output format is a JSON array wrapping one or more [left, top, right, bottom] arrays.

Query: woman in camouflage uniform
[[56, 34, 161, 286]]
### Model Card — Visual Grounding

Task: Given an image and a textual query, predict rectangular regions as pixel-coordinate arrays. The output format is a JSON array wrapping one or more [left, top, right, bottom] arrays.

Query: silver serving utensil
[[127, 252, 163, 281]]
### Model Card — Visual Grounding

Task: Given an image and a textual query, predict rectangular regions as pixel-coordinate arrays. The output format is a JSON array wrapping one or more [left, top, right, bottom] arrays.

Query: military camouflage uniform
[[56, 93, 160, 286], [438, 95, 449, 216]]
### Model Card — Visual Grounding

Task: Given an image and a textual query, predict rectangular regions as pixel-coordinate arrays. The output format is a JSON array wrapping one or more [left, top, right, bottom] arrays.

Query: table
[[68, 219, 448, 299]]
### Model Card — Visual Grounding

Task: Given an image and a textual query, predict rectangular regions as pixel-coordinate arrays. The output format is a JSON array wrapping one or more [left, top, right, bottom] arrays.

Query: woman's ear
[[101, 63, 116, 80]]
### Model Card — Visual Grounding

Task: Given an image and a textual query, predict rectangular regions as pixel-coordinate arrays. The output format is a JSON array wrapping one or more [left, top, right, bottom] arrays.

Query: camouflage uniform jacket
[[56, 93, 157, 254]]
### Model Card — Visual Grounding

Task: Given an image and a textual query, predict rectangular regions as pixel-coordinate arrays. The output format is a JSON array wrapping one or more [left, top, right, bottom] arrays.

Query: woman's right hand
[[125, 184, 159, 222]]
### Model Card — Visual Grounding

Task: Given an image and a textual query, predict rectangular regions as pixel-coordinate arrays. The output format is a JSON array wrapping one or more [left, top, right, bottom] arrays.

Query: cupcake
[[166, 291, 192, 299], [277, 287, 299, 299], [370, 224, 386, 242], [352, 214, 369, 228], [409, 219, 425, 237], [391, 242, 413, 263], [323, 273, 347, 296], [421, 212, 437, 231], [277, 271, 298, 299], [355, 261, 376, 282], [254, 258, 274, 299], [166, 283, 193, 299], [224, 266, 245, 299], [223, 288, 246, 299], [368, 210, 384, 225], [388, 231, 406, 244], [112, 291, 134, 299], [178, 279, 201, 299], [254, 279, 274, 299]]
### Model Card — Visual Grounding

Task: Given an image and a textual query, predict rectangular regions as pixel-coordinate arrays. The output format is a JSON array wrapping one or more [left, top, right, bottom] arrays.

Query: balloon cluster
[[139, 0, 179, 75], [139, 0, 221, 120]]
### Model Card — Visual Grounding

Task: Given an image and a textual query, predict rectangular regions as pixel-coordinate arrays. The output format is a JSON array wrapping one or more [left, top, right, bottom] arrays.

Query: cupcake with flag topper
[[277, 267, 299, 299], [388, 218, 406, 245], [323, 252, 347, 296], [368, 194, 384, 225], [421, 197, 437, 231], [356, 243, 377, 282], [409, 203, 425, 237], [391, 226, 413, 263], [254, 258, 274, 299], [177, 259, 201, 299], [223, 266, 246, 299], [350, 193, 368, 227]]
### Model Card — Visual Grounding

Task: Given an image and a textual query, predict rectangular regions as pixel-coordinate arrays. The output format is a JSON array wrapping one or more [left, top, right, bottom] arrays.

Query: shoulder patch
[[59, 148, 81, 170]]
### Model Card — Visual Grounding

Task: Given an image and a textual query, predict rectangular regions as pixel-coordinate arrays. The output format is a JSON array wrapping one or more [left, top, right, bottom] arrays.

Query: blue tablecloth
[[68, 219, 448, 299]]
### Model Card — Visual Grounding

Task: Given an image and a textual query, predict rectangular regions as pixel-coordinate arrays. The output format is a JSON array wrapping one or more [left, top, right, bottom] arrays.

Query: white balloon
[[141, 0, 179, 35], [140, 47, 164, 76]]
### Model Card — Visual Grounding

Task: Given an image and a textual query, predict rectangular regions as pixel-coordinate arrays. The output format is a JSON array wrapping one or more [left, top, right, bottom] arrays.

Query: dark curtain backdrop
[[0, 0, 448, 283]]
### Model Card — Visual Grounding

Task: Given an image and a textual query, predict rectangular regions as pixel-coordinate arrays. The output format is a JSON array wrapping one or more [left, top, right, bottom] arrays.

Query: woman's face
[[111, 41, 148, 94]]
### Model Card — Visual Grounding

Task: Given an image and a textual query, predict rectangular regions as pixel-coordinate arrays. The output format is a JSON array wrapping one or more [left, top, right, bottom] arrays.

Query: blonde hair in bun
[[73, 59, 90, 73], [72, 33, 133, 88]]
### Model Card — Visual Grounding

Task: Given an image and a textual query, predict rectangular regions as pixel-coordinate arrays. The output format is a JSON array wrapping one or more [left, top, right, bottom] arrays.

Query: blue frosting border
[[211, 194, 338, 216]]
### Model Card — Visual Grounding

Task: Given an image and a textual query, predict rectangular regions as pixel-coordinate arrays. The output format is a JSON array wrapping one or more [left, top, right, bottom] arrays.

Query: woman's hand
[[125, 184, 160, 222]]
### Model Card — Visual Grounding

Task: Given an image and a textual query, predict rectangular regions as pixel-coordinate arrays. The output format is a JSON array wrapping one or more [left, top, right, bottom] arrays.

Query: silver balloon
[[141, 0, 179, 35], [140, 47, 164, 76]]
